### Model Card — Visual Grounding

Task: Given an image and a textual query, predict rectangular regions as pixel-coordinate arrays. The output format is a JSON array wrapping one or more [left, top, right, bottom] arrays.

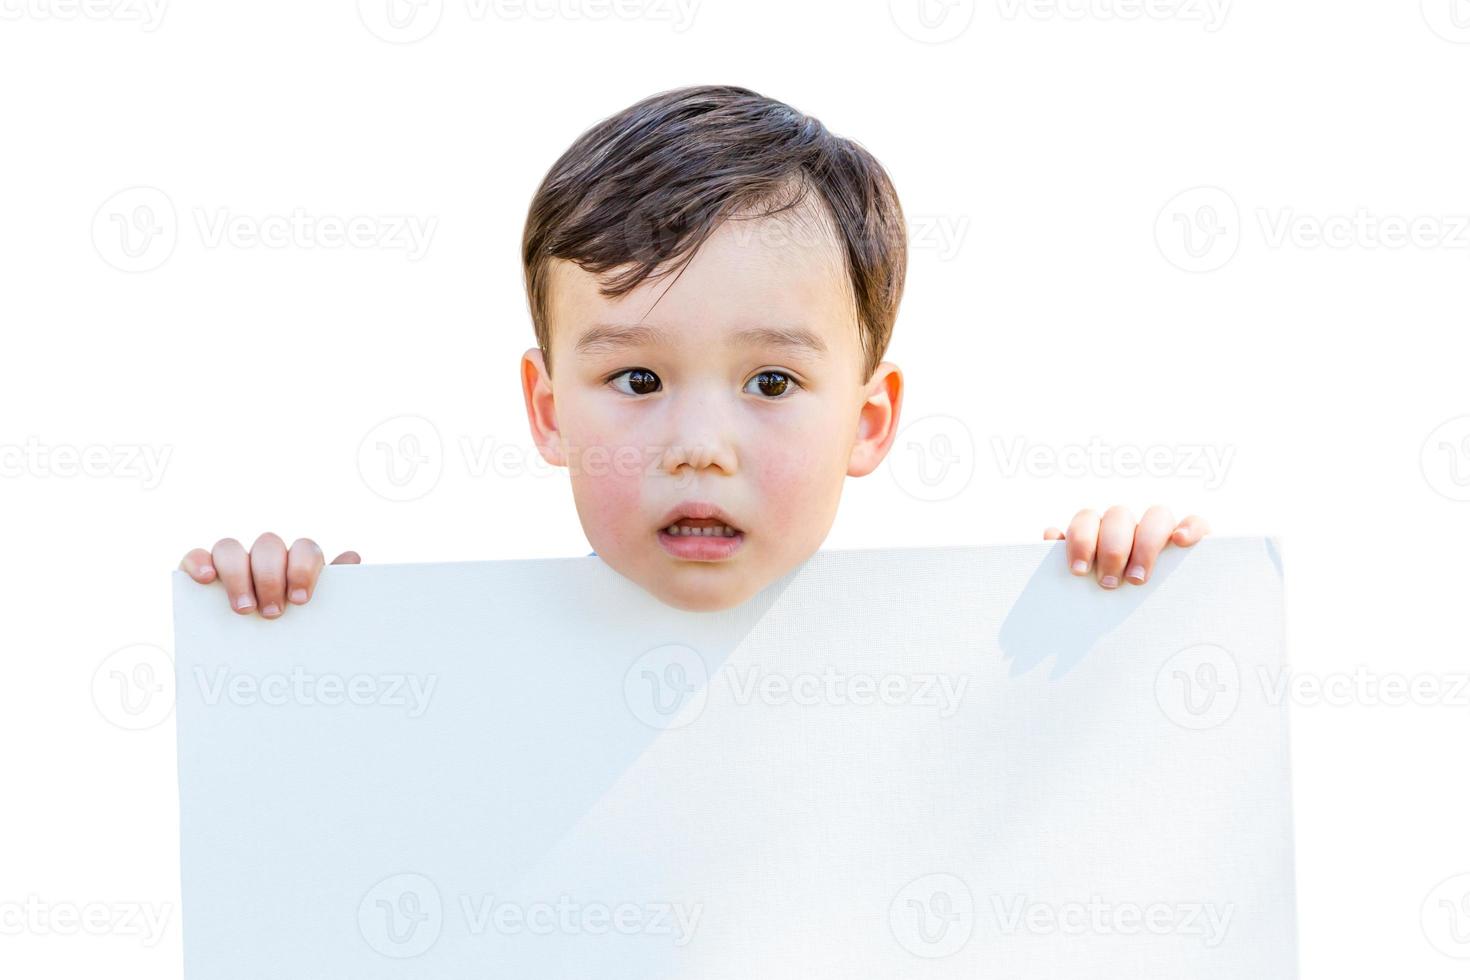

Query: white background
[[2, 0, 1468, 976]]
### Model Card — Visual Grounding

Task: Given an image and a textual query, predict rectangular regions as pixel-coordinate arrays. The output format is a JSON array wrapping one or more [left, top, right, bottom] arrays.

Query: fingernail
[[1100, 575, 1119, 589], [1071, 559, 1088, 574], [261, 603, 281, 618], [1126, 564, 1147, 583], [199, 564, 214, 578], [289, 588, 308, 604], [234, 595, 254, 610]]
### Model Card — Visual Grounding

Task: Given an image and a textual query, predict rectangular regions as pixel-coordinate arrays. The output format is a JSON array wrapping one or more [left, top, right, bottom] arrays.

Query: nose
[[658, 389, 738, 479]]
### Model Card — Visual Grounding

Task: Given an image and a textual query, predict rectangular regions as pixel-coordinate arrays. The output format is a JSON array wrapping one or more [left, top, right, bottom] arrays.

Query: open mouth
[[660, 518, 742, 538], [656, 503, 746, 560]]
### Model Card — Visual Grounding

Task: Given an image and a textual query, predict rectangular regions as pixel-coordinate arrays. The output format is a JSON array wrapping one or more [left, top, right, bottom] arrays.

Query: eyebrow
[[573, 323, 828, 358]]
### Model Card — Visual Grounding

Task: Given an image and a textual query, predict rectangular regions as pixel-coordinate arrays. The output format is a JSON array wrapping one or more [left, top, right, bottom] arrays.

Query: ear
[[521, 347, 566, 467], [847, 361, 903, 477]]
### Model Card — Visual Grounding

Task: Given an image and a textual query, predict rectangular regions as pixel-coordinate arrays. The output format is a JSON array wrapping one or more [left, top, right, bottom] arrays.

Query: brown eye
[[609, 369, 661, 396], [745, 371, 796, 399]]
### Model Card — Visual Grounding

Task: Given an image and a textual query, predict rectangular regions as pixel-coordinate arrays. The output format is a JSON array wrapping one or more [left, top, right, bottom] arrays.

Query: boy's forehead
[[548, 211, 857, 358]]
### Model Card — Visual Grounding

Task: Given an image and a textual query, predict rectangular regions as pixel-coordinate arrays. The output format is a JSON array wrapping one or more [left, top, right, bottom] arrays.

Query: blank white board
[[172, 535, 1297, 978]]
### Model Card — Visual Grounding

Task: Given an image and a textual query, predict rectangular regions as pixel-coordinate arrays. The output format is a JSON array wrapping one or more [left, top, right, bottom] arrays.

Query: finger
[[1065, 509, 1101, 576], [1042, 527, 1065, 541], [211, 538, 255, 614], [249, 532, 289, 619], [1171, 514, 1211, 546], [1094, 505, 1136, 589], [1124, 505, 1176, 585], [179, 548, 217, 584], [286, 538, 325, 605], [330, 551, 362, 565]]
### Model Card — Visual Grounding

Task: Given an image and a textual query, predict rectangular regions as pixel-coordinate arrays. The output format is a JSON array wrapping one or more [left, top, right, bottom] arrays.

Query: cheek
[[567, 420, 650, 545], [749, 410, 849, 538]]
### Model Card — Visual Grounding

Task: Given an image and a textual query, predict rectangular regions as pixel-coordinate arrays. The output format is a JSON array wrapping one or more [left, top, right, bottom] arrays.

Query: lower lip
[[657, 527, 745, 561]]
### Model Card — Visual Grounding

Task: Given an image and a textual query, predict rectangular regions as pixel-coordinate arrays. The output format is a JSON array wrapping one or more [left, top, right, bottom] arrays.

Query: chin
[[648, 572, 756, 613]]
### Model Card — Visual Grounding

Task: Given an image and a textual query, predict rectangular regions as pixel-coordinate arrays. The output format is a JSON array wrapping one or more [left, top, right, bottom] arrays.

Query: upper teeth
[[666, 523, 738, 536]]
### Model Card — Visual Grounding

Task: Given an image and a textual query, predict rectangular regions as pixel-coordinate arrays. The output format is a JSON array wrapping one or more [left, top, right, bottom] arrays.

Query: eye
[[607, 368, 662, 396], [744, 370, 801, 400]]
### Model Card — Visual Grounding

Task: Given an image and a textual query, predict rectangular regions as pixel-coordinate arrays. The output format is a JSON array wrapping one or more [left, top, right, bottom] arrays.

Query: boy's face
[[522, 208, 903, 611]]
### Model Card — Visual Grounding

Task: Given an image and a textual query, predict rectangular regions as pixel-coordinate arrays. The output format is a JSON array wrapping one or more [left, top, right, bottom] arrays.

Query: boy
[[178, 84, 1209, 613]]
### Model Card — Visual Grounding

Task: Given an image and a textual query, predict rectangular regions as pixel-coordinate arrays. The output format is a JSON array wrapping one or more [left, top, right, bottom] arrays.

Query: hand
[[178, 533, 361, 618], [1042, 506, 1209, 589]]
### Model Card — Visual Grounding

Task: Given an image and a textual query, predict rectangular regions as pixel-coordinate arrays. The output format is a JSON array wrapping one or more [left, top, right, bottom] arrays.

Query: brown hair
[[521, 84, 907, 382]]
